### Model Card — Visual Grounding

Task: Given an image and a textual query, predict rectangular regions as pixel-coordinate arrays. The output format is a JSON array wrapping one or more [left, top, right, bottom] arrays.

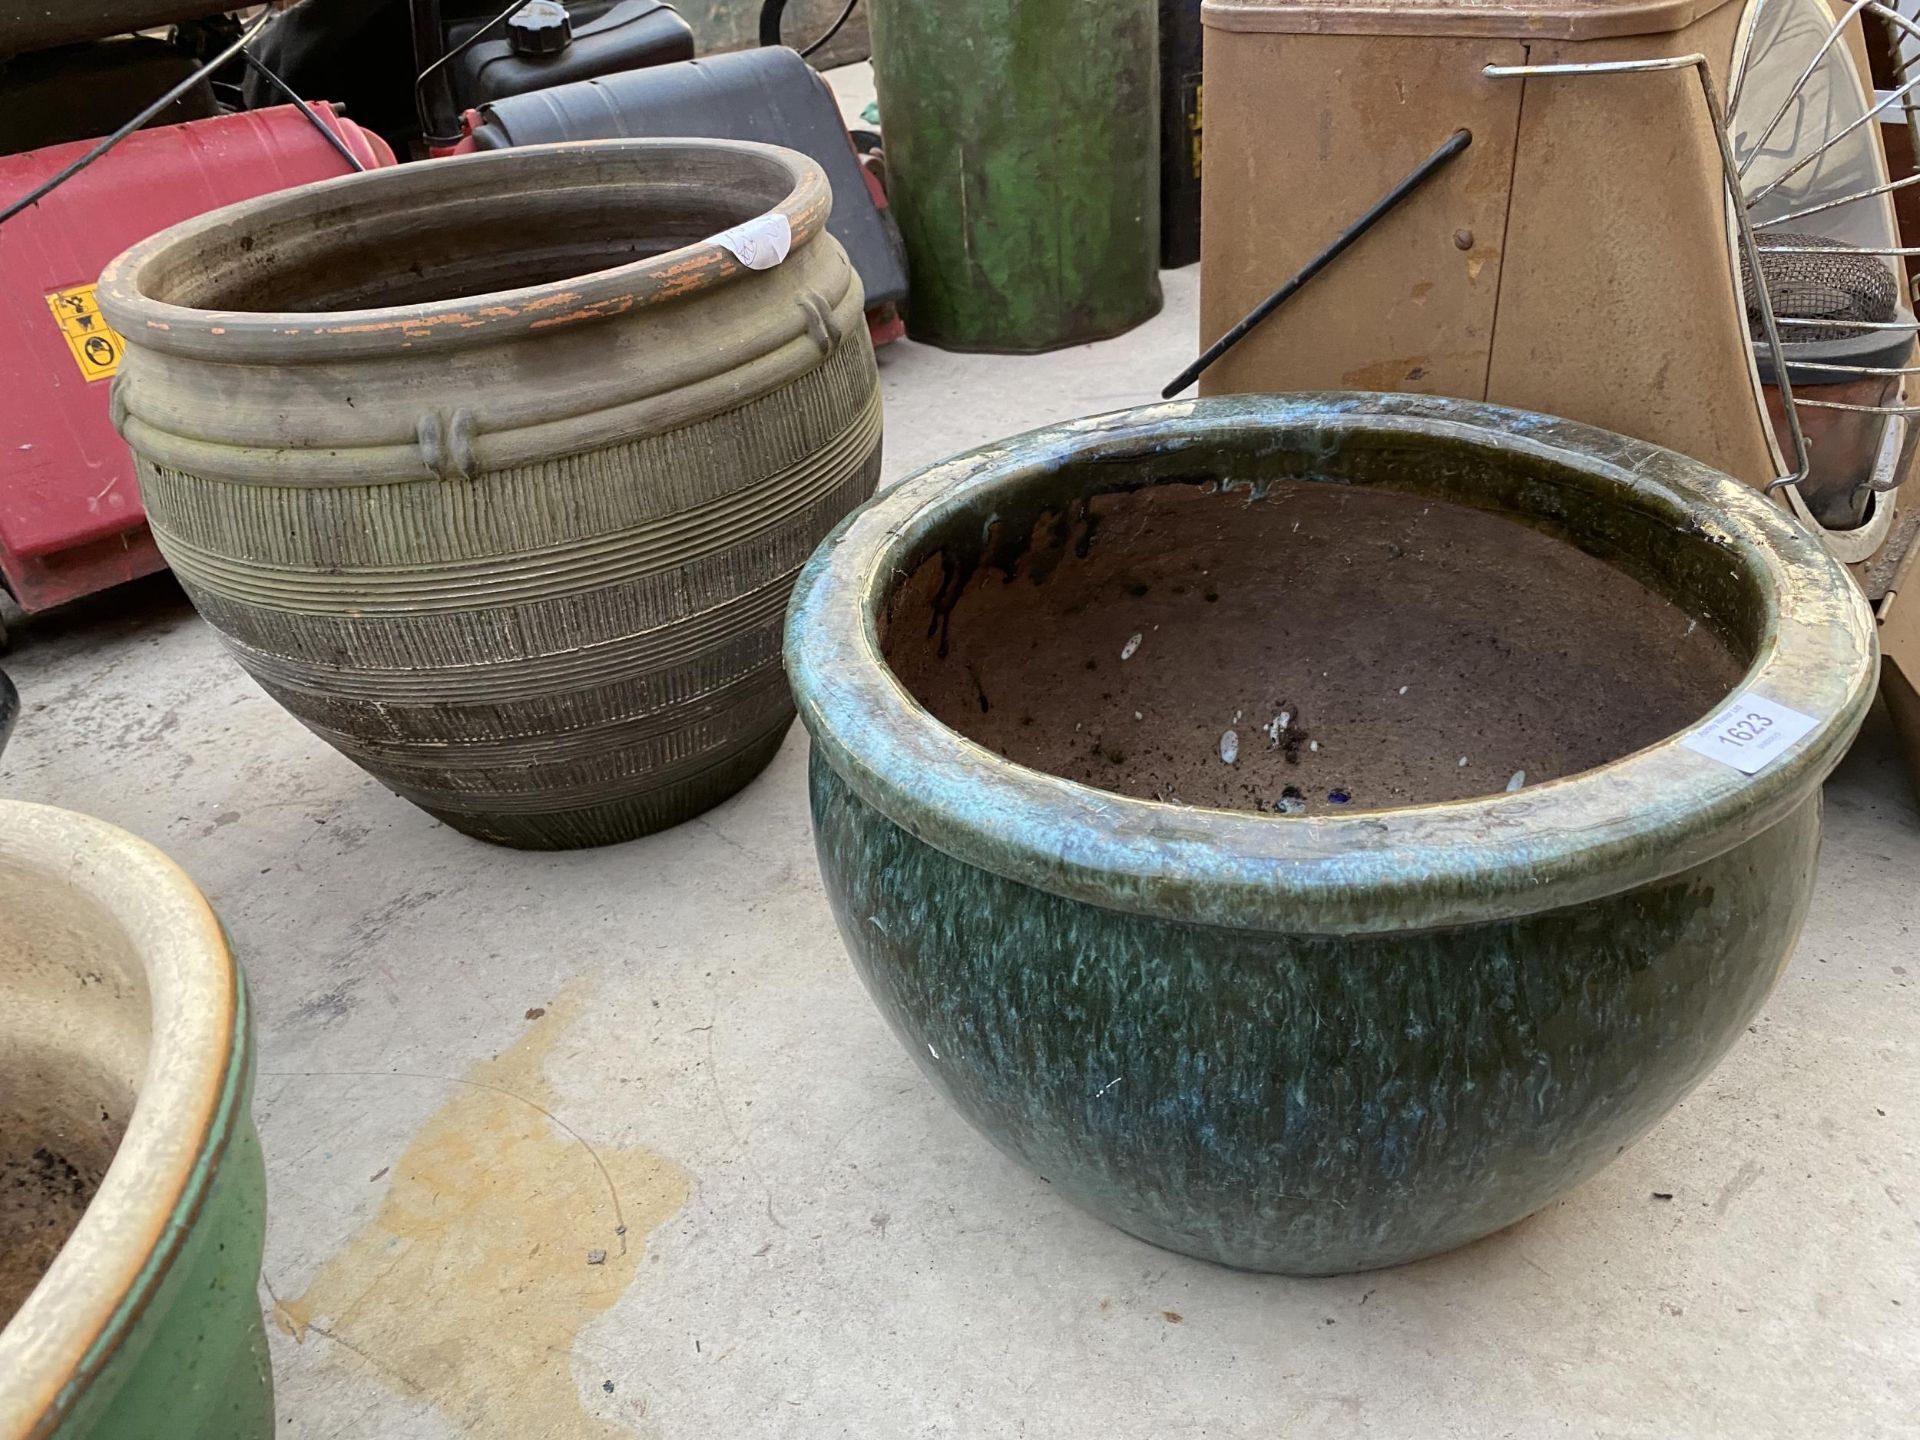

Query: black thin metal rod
[[0, 10, 274, 229], [759, 0, 789, 46], [760, 0, 860, 57], [413, 0, 529, 144], [1161, 128, 1473, 399], [240, 52, 366, 173], [801, 0, 862, 57]]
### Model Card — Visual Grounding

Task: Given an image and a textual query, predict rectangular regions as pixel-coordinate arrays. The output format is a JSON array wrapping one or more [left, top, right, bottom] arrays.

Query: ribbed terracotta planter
[[0, 800, 270, 1438], [786, 393, 1878, 1274], [99, 139, 882, 849]]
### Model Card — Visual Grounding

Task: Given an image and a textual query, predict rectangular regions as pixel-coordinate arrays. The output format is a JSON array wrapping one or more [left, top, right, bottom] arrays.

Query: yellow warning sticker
[[45, 283, 124, 382]]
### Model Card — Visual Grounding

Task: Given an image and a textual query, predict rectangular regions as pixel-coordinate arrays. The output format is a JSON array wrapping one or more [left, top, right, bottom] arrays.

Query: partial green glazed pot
[[0, 801, 271, 1437], [785, 393, 1879, 1274]]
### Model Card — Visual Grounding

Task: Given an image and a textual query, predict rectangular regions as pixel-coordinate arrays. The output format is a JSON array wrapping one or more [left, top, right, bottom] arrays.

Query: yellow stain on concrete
[[274, 987, 689, 1436]]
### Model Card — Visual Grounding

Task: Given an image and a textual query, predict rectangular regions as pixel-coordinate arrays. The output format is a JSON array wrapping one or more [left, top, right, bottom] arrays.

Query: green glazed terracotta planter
[[785, 393, 1879, 1274], [0, 801, 271, 1438]]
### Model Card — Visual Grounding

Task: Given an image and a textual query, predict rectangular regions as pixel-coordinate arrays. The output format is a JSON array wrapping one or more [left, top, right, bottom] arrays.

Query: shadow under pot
[[98, 138, 882, 850], [0, 800, 271, 1438], [784, 392, 1878, 1275]]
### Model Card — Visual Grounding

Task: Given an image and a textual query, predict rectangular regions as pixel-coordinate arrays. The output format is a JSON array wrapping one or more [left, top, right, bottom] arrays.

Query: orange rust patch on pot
[[521, 289, 587, 313], [317, 319, 420, 336], [529, 298, 638, 330], [273, 986, 689, 1435], [654, 270, 720, 302]]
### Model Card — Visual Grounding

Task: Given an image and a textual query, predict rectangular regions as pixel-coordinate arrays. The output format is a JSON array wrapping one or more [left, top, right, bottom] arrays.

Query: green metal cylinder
[[868, 0, 1163, 352]]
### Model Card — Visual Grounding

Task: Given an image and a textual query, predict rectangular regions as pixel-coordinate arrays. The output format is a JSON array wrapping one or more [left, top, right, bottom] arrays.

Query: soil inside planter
[[0, 1101, 119, 1329], [883, 481, 1747, 814]]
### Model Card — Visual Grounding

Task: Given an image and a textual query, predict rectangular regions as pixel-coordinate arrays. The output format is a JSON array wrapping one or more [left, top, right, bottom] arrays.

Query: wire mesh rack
[[1484, 0, 1920, 561], [1733, 0, 1920, 559]]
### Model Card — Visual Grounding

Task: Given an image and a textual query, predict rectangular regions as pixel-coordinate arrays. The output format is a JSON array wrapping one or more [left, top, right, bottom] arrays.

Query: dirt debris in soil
[[883, 480, 1746, 814], [1, 1138, 111, 1328]]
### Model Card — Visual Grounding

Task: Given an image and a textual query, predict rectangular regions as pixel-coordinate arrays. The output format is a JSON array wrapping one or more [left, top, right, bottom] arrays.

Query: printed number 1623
[[1721, 712, 1776, 747]]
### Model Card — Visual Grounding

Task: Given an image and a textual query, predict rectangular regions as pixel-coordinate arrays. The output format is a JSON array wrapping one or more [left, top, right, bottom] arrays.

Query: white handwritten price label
[[1682, 693, 1820, 775], [712, 213, 792, 270]]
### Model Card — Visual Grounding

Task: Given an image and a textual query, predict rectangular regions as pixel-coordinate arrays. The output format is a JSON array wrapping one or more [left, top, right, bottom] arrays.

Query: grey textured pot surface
[[100, 138, 881, 849]]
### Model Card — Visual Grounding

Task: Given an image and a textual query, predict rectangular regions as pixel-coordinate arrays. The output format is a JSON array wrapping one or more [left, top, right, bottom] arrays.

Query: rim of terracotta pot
[[0, 800, 246, 1439], [95, 137, 831, 364], [785, 392, 1879, 936]]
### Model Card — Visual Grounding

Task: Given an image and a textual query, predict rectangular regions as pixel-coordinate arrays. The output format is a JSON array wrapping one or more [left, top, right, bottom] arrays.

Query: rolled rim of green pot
[[784, 393, 1880, 936], [95, 137, 831, 364], [0, 800, 248, 1439]]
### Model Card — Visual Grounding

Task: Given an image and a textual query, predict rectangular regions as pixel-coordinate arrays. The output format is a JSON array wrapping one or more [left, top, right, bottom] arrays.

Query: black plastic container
[[451, 0, 695, 106], [1160, 0, 1203, 268], [466, 46, 907, 310]]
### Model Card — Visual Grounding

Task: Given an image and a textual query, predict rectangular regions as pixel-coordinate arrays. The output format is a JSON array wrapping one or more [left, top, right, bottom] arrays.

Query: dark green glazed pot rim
[[785, 393, 1878, 936]]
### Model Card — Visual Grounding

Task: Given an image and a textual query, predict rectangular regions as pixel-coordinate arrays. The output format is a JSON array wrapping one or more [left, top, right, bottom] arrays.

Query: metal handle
[[1162, 129, 1474, 398], [1482, 54, 1813, 497]]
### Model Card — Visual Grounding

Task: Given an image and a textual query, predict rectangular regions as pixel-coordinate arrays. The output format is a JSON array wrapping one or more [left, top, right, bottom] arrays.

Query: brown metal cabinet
[[1200, 0, 1781, 481], [1198, 0, 1920, 789]]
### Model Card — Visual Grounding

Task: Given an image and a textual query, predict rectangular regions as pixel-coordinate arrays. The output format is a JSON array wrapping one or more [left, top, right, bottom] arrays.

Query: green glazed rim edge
[[784, 392, 1879, 936]]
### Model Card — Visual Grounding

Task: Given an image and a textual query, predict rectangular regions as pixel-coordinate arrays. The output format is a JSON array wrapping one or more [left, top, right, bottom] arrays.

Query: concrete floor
[[4, 266, 1918, 1437]]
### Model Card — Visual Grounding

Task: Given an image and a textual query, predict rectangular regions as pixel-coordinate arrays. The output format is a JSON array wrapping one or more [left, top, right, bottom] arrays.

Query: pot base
[[416, 713, 793, 849]]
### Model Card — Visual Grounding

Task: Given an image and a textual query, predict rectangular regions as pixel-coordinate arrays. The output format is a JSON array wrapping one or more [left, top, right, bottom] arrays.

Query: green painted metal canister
[[867, 0, 1163, 351]]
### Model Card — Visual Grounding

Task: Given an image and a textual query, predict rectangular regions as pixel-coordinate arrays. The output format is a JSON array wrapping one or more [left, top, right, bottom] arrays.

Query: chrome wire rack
[[1489, 0, 1920, 558], [1733, 0, 1920, 560], [1738, 0, 1920, 410]]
